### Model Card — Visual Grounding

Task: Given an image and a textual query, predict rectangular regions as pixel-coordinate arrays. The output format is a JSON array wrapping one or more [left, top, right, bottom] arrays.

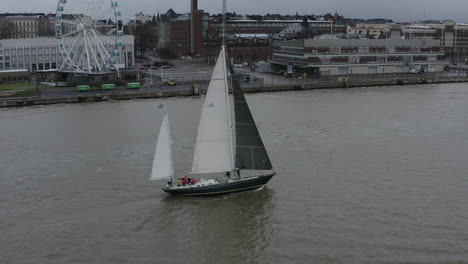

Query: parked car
[[409, 68, 423, 74], [167, 79, 177, 86]]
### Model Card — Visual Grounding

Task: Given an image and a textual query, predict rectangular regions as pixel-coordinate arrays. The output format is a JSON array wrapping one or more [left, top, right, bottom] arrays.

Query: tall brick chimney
[[190, 0, 197, 55], [190, 0, 204, 57], [191, 0, 198, 14]]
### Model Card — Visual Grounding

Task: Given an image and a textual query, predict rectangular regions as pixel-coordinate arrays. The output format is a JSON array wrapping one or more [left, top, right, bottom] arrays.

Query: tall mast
[[164, 105, 175, 184], [222, 0, 234, 171], [222, 46, 235, 171], [222, 0, 226, 46]]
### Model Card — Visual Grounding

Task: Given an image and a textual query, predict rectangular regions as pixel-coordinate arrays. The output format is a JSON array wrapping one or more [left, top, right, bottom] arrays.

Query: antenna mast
[[222, 0, 226, 46]]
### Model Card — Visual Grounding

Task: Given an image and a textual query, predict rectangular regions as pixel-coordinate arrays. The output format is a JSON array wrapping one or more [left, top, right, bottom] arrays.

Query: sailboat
[[150, 46, 275, 196]]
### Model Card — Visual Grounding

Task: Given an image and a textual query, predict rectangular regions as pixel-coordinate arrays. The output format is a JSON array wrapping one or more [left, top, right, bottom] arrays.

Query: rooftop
[[273, 37, 441, 48]]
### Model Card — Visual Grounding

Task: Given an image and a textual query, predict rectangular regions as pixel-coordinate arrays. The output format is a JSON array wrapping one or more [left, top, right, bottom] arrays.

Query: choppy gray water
[[2, 83, 468, 264]]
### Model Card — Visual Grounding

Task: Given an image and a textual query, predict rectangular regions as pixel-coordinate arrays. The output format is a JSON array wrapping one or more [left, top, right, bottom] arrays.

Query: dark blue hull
[[162, 173, 275, 196]]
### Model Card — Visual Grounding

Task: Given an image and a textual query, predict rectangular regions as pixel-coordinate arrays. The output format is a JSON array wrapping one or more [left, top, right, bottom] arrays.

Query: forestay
[[150, 111, 174, 180], [191, 49, 234, 174]]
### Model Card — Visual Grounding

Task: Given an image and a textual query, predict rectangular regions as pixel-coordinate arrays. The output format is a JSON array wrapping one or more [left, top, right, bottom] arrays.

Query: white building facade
[[0, 14, 55, 39], [0, 36, 135, 72]]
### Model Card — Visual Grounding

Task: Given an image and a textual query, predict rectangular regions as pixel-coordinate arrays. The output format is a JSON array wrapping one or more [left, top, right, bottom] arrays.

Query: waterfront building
[[272, 37, 447, 76], [402, 20, 468, 62], [204, 34, 273, 64], [0, 36, 135, 72], [170, 17, 192, 56], [347, 20, 468, 62], [347, 24, 392, 39], [0, 69, 29, 83], [0, 13, 55, 39], [207, 19, 346, 40], [128, 12, 153, 25], [190, 0, 207, 57], [158, 21, 171, 49]]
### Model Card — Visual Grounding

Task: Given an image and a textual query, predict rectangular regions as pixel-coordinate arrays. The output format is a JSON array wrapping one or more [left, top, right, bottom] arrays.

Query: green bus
[[101, 83, 116, 90], [127, 82, 140, 89], [76, 85, 91, 92]]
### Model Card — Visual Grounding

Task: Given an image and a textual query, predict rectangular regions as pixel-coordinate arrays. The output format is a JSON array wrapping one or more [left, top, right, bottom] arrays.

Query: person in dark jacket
[[235, 168, 241, 178]]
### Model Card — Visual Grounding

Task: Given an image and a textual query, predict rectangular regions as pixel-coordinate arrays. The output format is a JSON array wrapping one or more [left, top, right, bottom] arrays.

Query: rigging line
[[93, 29, 114, 45], [196, 138, 231, 141], [93, 31, 116, 68], [84, 29, 101, 71], [82, 30, 92, 72], [73, 39, 86, 70], [94, 6, 114, 26], [60, 19, 81, 26], [83, 0, 95, 24], [222, 46, 235, 171], [88, 0, 102, 20], [76, 46, 87, 70], [163, 107, 175, 183], [90, 29, 108, 66], [63, 33, 83, 69], [93, 31, 112, 61], [90, 0, 106, 20], [71, 14, 85, 28], [61, 27, 84, 38], [88, 0, 101, 20], [93, 30, 116, 62], [69, 32, 84, 61]]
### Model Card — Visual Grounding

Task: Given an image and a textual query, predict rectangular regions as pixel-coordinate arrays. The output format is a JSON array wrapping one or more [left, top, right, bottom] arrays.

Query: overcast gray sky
[[2, 0, 468, 23]]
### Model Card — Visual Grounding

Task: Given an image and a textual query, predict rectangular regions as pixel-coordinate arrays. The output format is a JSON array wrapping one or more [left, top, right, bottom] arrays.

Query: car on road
[[167, 79, 177, 86], [409, 68, 424, 74]]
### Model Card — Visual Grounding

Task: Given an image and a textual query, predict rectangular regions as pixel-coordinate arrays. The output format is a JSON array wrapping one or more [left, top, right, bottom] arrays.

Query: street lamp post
[[158, 66, 165, 85], [36, 81, 40, 97], [150, 66, 153, 85]]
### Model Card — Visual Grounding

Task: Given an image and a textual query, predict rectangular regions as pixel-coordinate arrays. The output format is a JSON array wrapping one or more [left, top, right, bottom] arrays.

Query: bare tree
[[0, 19, 16, 39], [38, 16, 55, 37], [159, 46, 177, 63], [134, 23, 158, 56]]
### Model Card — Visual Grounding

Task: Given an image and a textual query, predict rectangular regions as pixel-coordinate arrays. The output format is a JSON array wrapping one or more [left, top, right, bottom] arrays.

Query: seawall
[[1, 76, 468, 108]]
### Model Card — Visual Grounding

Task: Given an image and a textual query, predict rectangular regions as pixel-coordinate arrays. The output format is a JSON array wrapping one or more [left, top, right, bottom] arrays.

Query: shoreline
[[1, 76, 468, 108]]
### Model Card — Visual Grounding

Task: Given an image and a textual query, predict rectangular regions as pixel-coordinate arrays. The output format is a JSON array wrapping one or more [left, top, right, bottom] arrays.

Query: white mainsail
[[191, 48, 234, 174], [150, 110, 174, 180]]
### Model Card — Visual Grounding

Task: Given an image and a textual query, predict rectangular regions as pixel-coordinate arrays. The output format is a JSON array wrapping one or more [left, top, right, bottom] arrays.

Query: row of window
[[305, 55, 445, 65], [272, 55, 307, 64], [1, 76, 29, 82], [0, 54, 134, 71], [1, 44, 132, 56], [303, 46, 441, 54], [272, 46, 304, 54], [2, 47, 57, 56]]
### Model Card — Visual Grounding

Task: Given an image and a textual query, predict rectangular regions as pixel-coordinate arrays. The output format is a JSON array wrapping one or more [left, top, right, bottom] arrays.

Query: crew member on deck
[[235, 168, 241, 178]]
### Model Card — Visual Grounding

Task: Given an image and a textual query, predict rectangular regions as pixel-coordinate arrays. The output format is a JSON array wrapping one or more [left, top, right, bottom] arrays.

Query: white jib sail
[[150, 111, 174, 180], [191, 49, 234, 174]]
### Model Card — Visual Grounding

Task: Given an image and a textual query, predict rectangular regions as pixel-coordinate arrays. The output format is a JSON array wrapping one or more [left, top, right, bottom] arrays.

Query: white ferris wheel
[[55, 0, 124, 73]]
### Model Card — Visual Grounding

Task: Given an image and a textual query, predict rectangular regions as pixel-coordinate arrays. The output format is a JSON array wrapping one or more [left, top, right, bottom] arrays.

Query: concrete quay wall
[[1, 76, 468, 108]]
